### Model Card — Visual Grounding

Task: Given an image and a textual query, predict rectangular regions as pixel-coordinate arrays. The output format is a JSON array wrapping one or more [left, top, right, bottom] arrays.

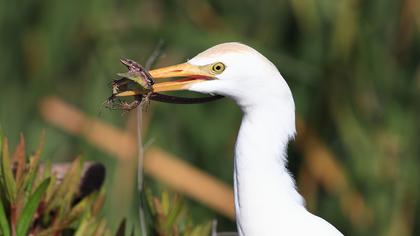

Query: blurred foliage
[[145, 189, 212, 236], [0, 133, 109, 236], [0, 0, 419, 235]]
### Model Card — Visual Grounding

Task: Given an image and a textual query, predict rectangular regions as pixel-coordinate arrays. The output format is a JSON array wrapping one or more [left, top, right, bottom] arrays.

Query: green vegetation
[[0, 133, 213, 235], [0, 134, 109, 235], [145, 189, 212, 236]]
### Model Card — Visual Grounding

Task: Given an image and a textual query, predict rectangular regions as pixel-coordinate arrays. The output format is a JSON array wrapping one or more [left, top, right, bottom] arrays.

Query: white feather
[[188, 42, 343, 236]]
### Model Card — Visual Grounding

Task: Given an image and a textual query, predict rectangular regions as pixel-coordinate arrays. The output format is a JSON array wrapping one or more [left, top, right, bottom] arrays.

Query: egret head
[[149, 42, 294, 110]]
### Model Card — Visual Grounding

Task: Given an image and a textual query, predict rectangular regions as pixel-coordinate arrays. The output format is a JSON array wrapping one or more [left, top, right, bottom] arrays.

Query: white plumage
[[147, 42, 344, 235], [186, 43, 344, 236]]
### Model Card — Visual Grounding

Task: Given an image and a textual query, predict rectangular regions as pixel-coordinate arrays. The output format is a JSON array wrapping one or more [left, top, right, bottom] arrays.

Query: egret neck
[[233, 90, 305, 235]]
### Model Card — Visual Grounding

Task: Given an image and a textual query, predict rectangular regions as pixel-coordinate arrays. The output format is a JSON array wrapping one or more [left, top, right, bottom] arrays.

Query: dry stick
[[136, 41, 165, 236], [145, 40, 165, 71], [136, 107, 147, 236]]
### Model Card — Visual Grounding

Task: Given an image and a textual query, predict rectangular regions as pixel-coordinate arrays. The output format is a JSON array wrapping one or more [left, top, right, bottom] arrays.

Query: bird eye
[[211, 62, 225, 74]]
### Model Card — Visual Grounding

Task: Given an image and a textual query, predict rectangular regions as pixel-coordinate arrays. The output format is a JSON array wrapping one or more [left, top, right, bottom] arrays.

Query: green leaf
[[1, 138, 16, 202], [188, 222, 212, 236], [0, 199, 11, 236], [45, 158, 82, 216], [21, 155, 41, 195], [74, 217, 89, 236], [145, 188, 156, 216], [91, 189, 105, 217], [16, 177, 50, 236], [66, 192, 96, 224], [12, 134, 26, 191], [75, 217, 96, 236], [161, 190, 170, 215], [165, 196, 183, 230], [22, 133, 44, 194], [92, 218, 107, 236]]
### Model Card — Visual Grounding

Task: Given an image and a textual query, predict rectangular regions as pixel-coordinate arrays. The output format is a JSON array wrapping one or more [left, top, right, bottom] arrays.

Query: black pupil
[[215, 65, 221, 70]]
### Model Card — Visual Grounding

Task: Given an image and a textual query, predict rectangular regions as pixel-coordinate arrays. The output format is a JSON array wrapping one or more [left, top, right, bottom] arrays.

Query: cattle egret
[[146, 42, 344, 235]]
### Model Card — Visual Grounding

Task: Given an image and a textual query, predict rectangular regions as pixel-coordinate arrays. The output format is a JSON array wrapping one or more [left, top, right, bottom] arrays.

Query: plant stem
[[137, 40, 165, 236], [136, 106, 147, 236]]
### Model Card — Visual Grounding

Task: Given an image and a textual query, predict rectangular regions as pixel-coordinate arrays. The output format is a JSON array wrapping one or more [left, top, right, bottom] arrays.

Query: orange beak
[[114, 62, 214, 97], [149, 63, 214, 92]]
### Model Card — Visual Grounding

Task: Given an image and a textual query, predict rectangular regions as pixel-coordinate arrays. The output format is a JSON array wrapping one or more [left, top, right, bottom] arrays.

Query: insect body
[[105, 59, 155, 112], [119, 58, 154, 90]]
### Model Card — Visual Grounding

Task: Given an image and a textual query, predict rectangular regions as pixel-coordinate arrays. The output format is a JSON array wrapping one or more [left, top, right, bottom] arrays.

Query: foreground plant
[[0, 133, 108, 236], [0, 132, 216, 236], [145, 189, 212, 236]]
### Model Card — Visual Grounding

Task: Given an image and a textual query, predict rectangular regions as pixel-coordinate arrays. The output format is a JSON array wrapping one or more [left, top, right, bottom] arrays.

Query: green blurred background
[[0, 0, 419, 235]]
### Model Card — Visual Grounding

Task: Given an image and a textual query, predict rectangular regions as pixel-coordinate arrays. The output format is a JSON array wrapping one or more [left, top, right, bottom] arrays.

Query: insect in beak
[[106, 59, 222, 112]]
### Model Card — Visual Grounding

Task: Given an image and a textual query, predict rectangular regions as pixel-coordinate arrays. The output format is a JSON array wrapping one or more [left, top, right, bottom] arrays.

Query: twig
[[136, 107, 147, 236], [137, 40, 166, 236], [145, 40, 165, 71]]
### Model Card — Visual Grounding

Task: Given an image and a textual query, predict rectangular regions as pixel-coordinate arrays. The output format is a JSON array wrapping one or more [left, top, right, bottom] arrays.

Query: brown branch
[[39, 96, 235, 219]]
